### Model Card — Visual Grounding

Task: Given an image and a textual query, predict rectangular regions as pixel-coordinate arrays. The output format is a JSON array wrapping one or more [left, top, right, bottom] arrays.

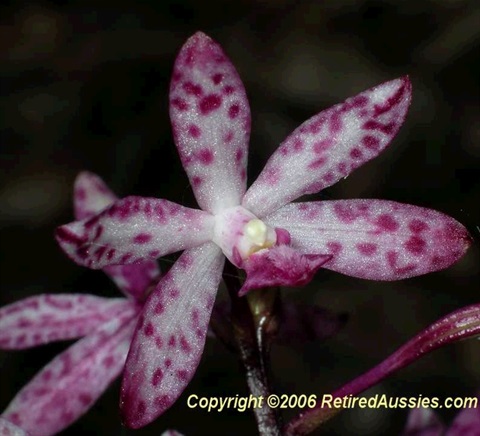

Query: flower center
[[213, 206, 277, 266]]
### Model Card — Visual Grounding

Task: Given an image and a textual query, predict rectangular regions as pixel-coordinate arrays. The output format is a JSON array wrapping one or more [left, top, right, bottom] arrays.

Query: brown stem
[[224, 262, 282, 436]]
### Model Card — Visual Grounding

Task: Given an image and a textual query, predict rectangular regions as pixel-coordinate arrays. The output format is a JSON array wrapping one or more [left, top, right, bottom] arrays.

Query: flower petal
[[403, 408, 445, 436], [55, 197, 214, 269], [0, 418, 29, 436], [243, 77, 412, 217], [446, 398, 480, 436], [239, 245, 331, 295], [265, 200, 471, 280], [73, 172, 162, 299], [169, 31, 251, 214], [73, 171, 117, 221], [120, 242, 224, 429], [2, 313, 137, 436], [0, 294, 136, 349]]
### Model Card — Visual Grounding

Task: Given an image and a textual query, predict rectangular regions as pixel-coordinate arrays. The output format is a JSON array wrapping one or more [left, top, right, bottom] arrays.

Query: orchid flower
[[55, 32, 471, 428], [0, 172, 160, 436], [403, 398, 480, 435]]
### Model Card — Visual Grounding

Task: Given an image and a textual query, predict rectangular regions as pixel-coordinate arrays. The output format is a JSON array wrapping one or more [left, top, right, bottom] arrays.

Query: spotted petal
[[243, 77, 412, 217], [73, 172, 161, 300], [120, 242, 224, 428], [56, 197, 215, 269], [0, 418, 29, 436], [169, 31, 251, 214], [265, 200, 471, 280], [240, 245, 331, 295], [403, 408, 445, 436], [2, 314, 137, 436], [0, 294, 136, 349]]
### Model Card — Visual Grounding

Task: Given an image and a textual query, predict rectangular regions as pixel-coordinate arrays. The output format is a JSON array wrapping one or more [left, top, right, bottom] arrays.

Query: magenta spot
[[235, 148, 243, 162], [309, 157, 327, 169], [363, 120, 395, 135], [56, 227, 85, 245], [191, 309, 200, 326], [373, 81, 407, 116], [337, 162, 347, 173], [240, 168, 247, 181], [396, 264, 416, 275], [17, 318, 32, 328], [93, 225, 103, 240], [182, 81, 203, 97], [149, 249, 160, 257], [192, 176, 203, 187], [9, 413, 21, 425], [223, 85, 235, 95], [165, 358, 172, 368], [351, 95, 369, 108], [228, 104, 240, 119], [199, 94, 222, 115], [168, 335, 176, 347], [333, 203, 357, 223], [326, 242, 342, 255], [409, 219, 429, 233], [180, 335, 192, 353], [197, 148, 214, 165], [350, 148, 363, 159], [323, 172, 335, 183], [169, 288, 180, 299], [376, 214, 399, 232], [176, 369, 189, 381], [405, 236, 426, 255], [107, 248, 116, 260], [133, 233, 152, 244], [212, 73, 223, 84], [313, 139, 332, 154], [387, 251, 398, 268], [362, 135, 380, 150], [188, 124, 201, 138], [171, 97, 189, 111], [120, 252, 132, 263], [329, 112, 343, 134], [356, 242, 377, 256], [224, 131, 234, 143], [137, 314, 145, 329], [103, 355, 115, 368], [292, 138, 304, 152], [152, 368, 163, 387], [154, 302, 164, 314], [144, 322, 154, 336], [155, 336, 163, 349], [155, 394, 171, 410], [79, 393, 92, 406], [41, 370, 52, 381], [16, 335, 26, 346], [172, 70, 182, 83], [75, 187, 86, 201]]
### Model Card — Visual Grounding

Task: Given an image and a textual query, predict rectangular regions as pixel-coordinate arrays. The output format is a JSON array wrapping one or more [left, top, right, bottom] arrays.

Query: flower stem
[[224, 263, 282, 436]]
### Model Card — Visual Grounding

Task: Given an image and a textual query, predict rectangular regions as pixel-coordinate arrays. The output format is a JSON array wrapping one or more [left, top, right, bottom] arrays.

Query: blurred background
[[0, 0, 479, 435]]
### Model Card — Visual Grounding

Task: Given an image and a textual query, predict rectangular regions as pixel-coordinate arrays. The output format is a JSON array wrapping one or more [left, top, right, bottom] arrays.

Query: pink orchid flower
[[0, 172, 160, 436], [55, 32, 471, 428]]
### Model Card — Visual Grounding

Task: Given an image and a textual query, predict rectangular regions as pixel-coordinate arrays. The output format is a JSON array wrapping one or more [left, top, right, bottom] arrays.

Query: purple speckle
[[152, 368, 163, 386], [326, 241, 343, 255], [223, 85, 235, 95], [188, 124, 201, 138], [182, 81, 203, 97], [176, 369, 189, 381], [197, 148, 214, 165], [405, 236, 426, 255], [409, 219, 429, 233], [376, 214, 399, 232], [199, 94, 222, 115], [362, 135, 380, 150], [212, 73, 223, 84], [313, 139, 332, 154], [356, 242, 377, 256], [329, 112, 343, 134], [192, 176, 203, 187], [363, 120, 395, 135], [168, 335, 176, 347], [349, 148, 363, 159], [133, 233, 152, 244], [171, 97, 189, 111], [154, 302, 164, 314], [180, 335, 192, 352], [228, 104, 240, 119], [144, 322, 154, 336]]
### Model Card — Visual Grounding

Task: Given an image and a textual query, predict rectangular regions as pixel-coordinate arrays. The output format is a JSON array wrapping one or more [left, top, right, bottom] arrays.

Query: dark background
[[1, 1, 479, 435]]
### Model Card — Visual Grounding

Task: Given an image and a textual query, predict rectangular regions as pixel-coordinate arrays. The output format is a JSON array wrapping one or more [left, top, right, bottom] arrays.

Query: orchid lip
[[212, 205, 277, 266]]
